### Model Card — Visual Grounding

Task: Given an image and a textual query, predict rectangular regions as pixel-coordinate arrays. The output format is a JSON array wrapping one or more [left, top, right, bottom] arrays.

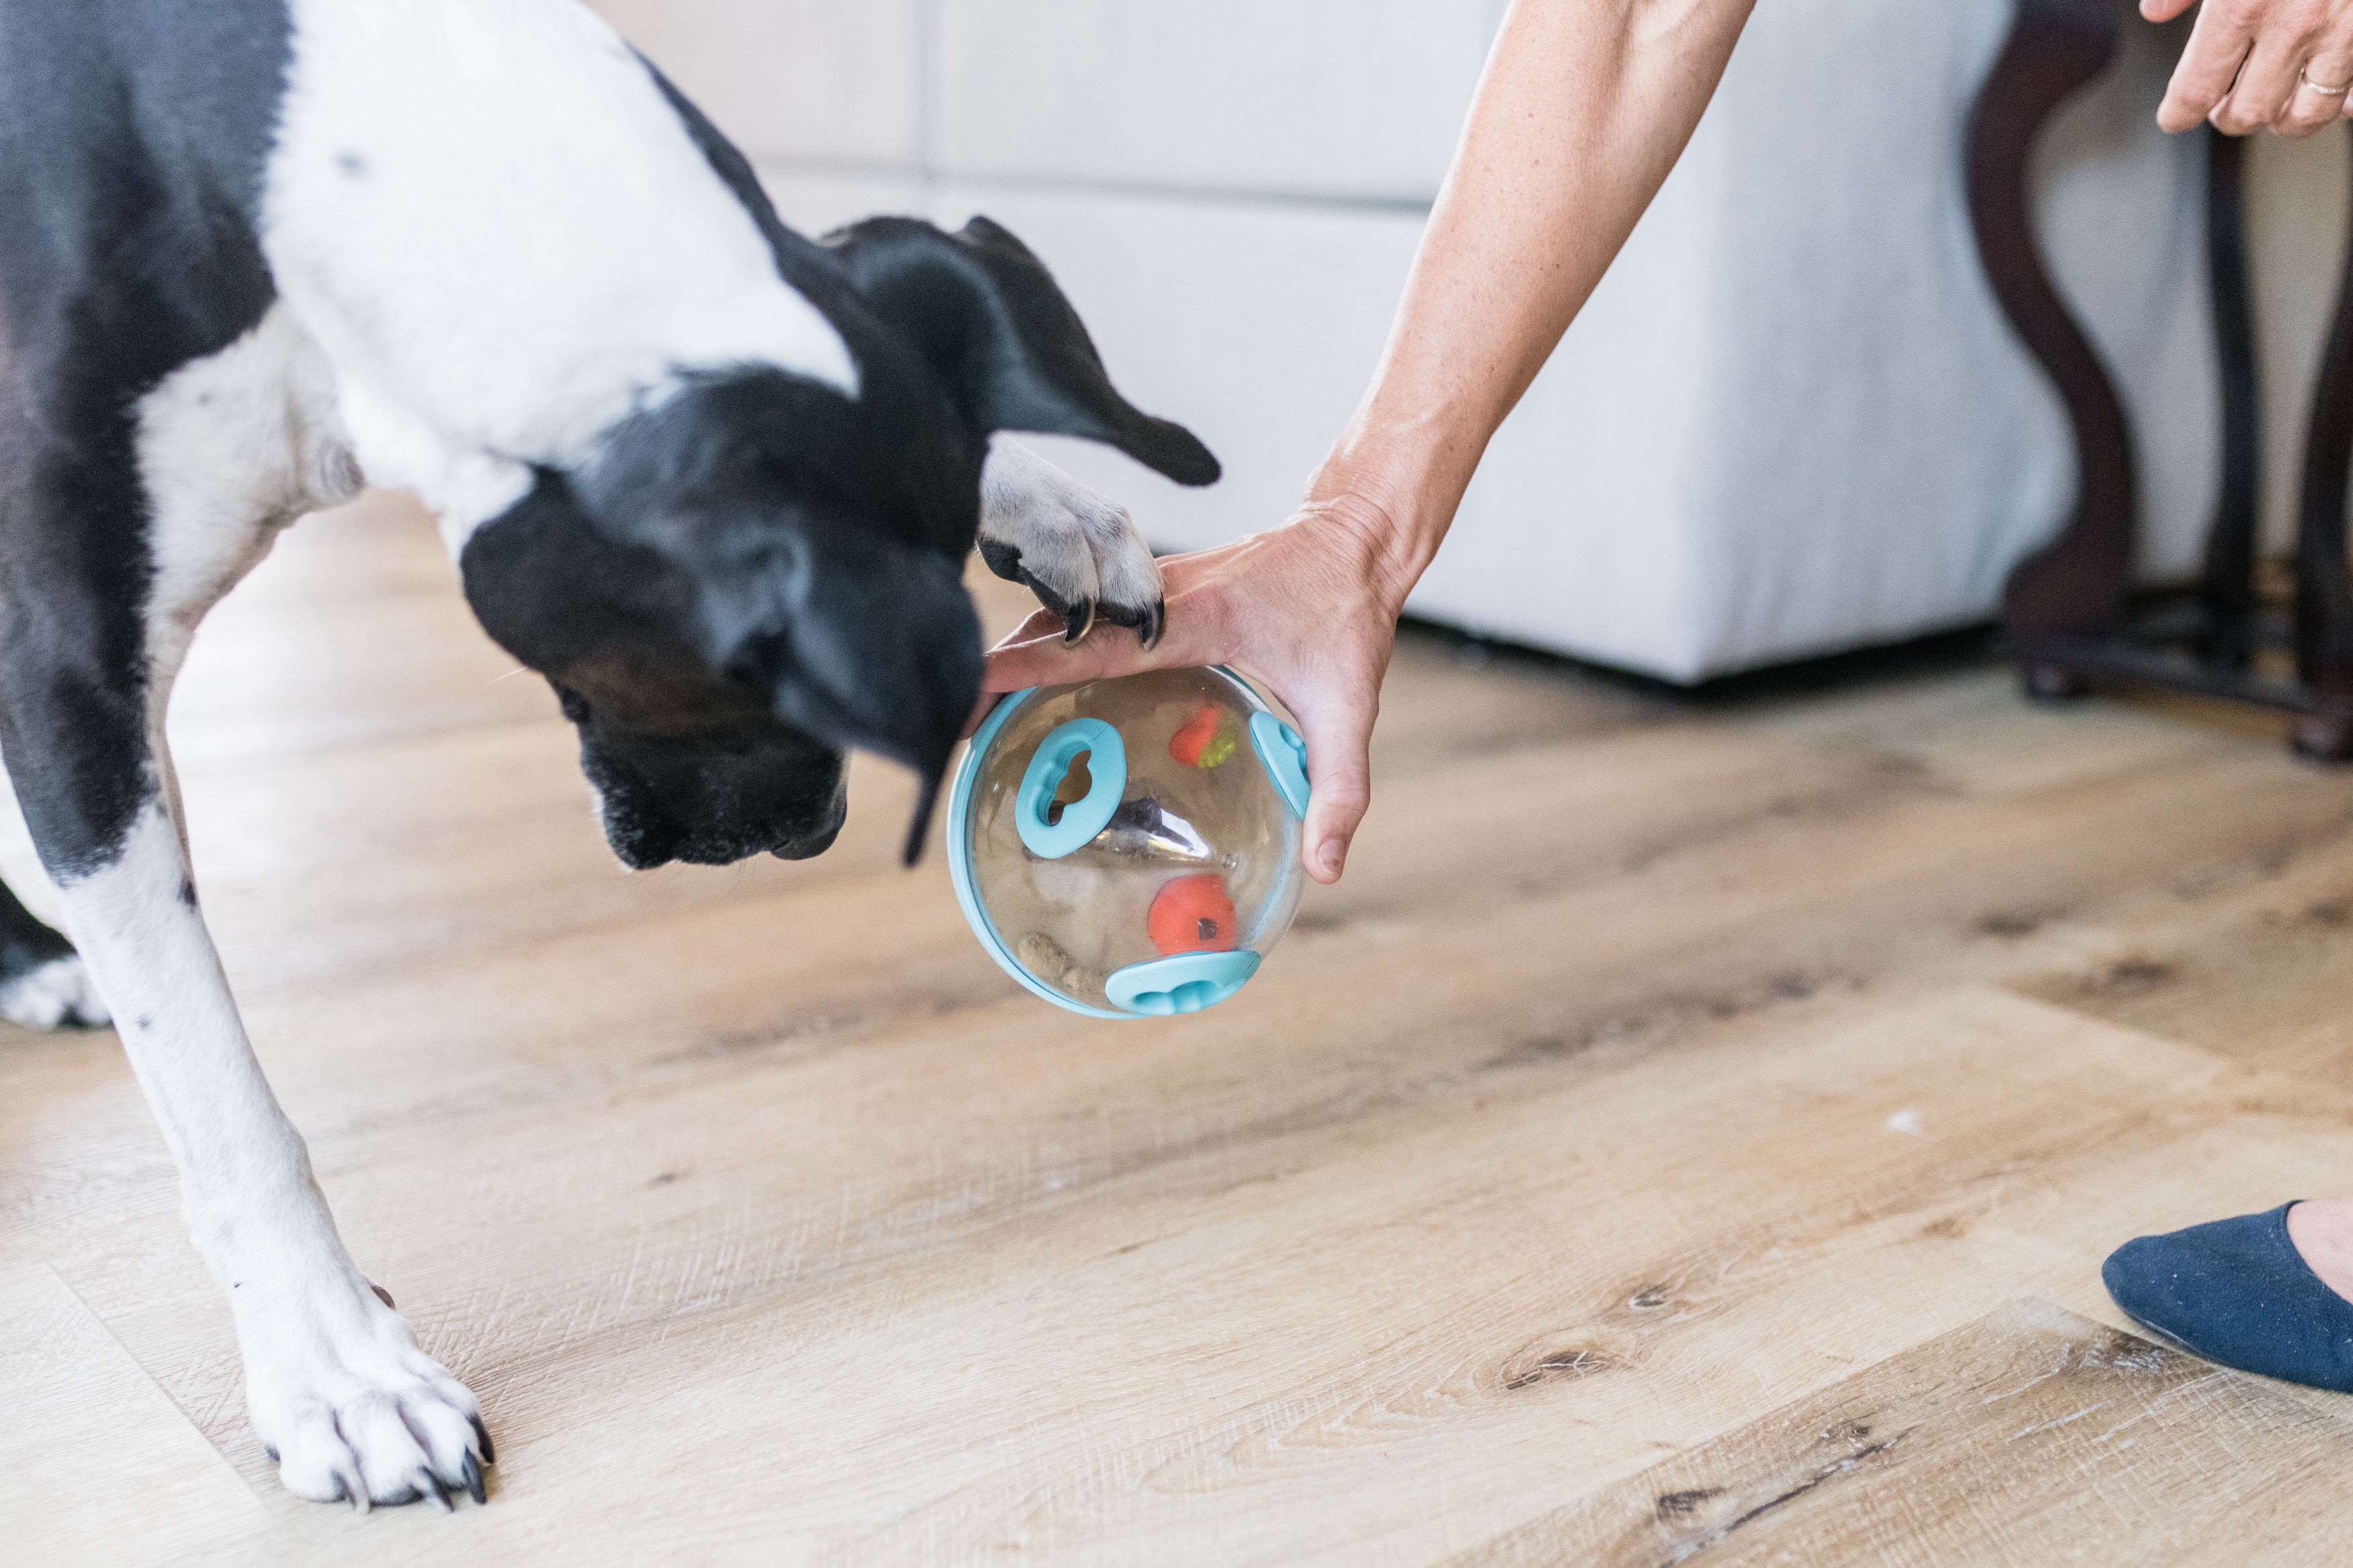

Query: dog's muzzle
[[576, 727, 848, 869]]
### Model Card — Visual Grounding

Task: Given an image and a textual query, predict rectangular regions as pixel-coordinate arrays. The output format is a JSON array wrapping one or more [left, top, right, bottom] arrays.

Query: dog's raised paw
[[0, 954, 111, 1030], [978, 442, 1165, 647], [245, 1282, 492, 1510]]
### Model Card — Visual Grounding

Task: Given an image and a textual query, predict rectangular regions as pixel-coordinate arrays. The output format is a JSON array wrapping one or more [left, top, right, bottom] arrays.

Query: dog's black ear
[[699, 525, 982, 866], [827, 215, 1220, 487]]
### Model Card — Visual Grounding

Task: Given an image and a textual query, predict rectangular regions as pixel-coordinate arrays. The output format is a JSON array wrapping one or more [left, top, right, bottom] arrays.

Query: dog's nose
[[770, 792, 846, 861], [770, 818, 842, 861]]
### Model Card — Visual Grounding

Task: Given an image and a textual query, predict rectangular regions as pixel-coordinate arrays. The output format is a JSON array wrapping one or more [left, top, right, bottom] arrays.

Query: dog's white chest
[[260, 0, 858, 544]]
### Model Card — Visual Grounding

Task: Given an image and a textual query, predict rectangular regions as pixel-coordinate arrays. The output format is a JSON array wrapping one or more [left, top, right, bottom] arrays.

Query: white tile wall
[[586, 0, 921, 167], [757, 167, 930, 236], [935, 0, 1506, 201]]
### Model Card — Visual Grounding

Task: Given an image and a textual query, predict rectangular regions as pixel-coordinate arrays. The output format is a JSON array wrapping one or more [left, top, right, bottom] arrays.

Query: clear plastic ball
[[947, 667, 1310, 1016]]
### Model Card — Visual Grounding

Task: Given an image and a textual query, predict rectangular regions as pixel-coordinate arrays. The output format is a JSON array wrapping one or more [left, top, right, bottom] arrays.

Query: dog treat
[[1015, 931, 1093, 994], [1147, 872, 1239, 956], [1169, 703, 1240, 768]]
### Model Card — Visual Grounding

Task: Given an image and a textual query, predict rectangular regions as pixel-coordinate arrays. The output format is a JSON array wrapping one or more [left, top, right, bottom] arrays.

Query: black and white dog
[[0, 0, 1214, 1510]]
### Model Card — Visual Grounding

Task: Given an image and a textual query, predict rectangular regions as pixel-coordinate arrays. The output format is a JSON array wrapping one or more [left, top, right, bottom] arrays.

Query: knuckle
[[1318, 775, 1371, 814]]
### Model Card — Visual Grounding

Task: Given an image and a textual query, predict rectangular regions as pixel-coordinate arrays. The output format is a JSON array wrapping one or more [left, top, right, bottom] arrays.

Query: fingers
[[984, 608, 1184, 692], [2142, 0, 2200, 21], [2215, 31, 2308, 134], [2183, 1, 2353, 140], [1292, 688, 1375, 884], [2282, 71, 2353, 134], [2286, 40, 2353, 135], [2161, 2, 2255, 132], [984, 565, 1233, 693]]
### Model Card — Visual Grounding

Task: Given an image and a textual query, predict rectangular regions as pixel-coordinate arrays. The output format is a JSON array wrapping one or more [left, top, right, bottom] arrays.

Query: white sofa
[[590, 0, 2346, 682]]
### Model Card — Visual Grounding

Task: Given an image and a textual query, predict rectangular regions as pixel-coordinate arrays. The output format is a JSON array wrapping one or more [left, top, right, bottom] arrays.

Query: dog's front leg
[[47, 798, 487, 1508], [978, 438, 1167, 645], [0, 540, 488, 1512]]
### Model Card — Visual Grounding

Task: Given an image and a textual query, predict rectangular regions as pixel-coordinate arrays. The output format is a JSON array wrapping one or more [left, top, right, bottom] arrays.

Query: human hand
[[2149, 0, 2353, 138], [981, 499, 1408, 885]]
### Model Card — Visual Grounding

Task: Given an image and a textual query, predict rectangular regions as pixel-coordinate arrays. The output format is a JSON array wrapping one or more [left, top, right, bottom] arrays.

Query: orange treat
[[1168, 703, 1238, 768], [1148, 873, 1238, 955]]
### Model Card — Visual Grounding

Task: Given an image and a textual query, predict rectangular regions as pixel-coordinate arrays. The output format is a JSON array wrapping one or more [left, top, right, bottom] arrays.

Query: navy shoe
[[2102, 1202, 2353, 1393]]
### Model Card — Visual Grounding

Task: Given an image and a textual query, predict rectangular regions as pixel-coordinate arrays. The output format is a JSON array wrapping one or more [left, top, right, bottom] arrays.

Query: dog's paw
[[978, 441, 1165, 647], [243, 1278, 491, 1511], [0, 954, 110, 1030]]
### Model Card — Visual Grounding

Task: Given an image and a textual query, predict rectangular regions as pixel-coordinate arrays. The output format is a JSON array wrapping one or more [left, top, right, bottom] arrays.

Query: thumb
[[1293, 687, 1373, 884]]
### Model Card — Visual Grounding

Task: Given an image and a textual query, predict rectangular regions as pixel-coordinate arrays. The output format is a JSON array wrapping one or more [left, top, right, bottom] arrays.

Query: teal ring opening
[[1014, 718, 1126, 859], [1248, 711, 1311, 819], [1105, 950, 1263, 1015]]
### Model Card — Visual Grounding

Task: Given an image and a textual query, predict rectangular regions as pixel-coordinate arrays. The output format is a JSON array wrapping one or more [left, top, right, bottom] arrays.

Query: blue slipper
[[2102, 1202, 2353, 1393]]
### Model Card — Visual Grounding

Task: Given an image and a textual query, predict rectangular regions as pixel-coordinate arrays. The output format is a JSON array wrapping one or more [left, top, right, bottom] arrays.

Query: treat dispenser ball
[[947, 667, 1311, 1018]]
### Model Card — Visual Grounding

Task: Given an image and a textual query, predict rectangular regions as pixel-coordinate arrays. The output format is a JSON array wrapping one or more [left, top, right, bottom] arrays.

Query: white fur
[[262, 0, 858, 553], [79, 322, 485, 1506], [136, 306, 359, 710], [58, 809, 483, 1508], [0, 954, 109, 1030], [980, 439, 1164, 622]]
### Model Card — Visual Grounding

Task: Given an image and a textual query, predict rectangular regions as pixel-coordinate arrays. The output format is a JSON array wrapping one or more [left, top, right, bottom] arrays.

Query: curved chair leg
[[1965, 0, 2132, 643], [2201, 128, 2262, 667], [2294, 122, 2353, 759]]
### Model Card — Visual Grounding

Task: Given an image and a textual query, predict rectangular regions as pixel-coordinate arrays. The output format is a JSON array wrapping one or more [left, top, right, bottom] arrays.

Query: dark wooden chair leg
[[1966, 0, 2131, 678], [2200, 127, 2262, 667], [2290, 123, 2353, 759]]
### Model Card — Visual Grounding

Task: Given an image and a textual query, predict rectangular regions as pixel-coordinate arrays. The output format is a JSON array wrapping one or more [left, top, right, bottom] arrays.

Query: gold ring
[[2302, 71, 2352, 97]]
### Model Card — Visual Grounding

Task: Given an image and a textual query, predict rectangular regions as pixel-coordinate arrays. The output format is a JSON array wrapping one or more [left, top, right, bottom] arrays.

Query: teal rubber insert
[[1249, 711, 1311, 819], [1105, 949, 1263, 1016], [1015, 717, 1125, 859], [945, 690, 1129, 1019]]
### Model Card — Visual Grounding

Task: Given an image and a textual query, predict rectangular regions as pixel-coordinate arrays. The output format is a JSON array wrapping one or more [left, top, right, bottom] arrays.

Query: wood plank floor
[[9, 492, 2353, 1564]]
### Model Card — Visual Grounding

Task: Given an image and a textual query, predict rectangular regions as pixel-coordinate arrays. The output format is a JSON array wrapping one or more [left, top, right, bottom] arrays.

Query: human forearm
[[1309, 0, 1757, 606], [985, 0, 1759, 882]]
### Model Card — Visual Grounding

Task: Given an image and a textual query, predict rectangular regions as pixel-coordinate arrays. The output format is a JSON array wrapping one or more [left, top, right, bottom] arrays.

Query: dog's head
[[460, 216, 1216, 870]]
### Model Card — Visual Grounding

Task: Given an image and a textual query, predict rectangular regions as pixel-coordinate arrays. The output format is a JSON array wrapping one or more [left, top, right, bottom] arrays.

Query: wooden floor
[[11, 494, 2353, 1565]]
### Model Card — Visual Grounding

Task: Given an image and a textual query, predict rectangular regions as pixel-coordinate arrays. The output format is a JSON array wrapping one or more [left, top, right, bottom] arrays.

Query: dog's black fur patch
[[0, 0, 291, 878]]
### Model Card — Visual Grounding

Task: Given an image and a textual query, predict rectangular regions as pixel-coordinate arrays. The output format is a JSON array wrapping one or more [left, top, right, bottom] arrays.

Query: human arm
[[984, 0, 1759, 881]]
